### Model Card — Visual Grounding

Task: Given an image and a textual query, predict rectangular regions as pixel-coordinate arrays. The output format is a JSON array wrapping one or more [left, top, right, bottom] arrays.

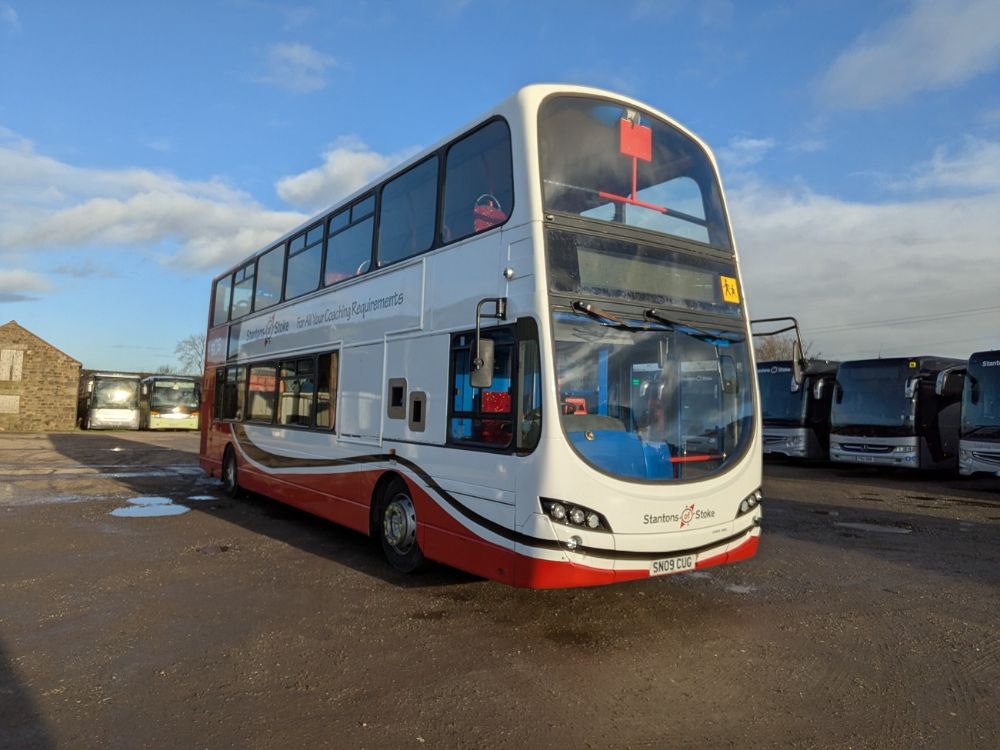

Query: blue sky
[[1, 0, 999, 370]]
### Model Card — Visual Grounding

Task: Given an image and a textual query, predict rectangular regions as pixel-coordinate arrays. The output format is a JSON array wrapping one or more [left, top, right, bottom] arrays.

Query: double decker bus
[[140, 375, 201, 430], [959, 349, 1000, 476], [199, 85, 761, 588], [78, 371, 141, 430], [757, 359, 838, 459], [829, 356, 965, 470]]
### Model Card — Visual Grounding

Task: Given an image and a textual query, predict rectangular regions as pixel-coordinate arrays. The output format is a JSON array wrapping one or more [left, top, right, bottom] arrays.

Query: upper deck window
[[254, 244, 285, 312], [285, 224, 324, 300], [441, 120, 513, 243], [325, 195, 375, 284], [378, 157, 439, 267], [539, 96, 731, 252], [232, 262, 255, 318], [212, 274, 232, 327]]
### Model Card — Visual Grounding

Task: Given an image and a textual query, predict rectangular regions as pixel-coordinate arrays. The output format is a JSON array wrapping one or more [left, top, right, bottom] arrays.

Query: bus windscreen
[[539, 96, 732, 251]]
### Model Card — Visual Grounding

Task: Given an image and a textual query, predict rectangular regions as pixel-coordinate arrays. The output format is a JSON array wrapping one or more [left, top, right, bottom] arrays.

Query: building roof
[[0, 320, 82, 366]]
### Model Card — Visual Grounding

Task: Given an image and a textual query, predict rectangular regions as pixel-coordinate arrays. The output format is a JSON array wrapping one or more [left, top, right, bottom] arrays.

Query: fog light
[[550, 502, 567, 521], [586, 512, 600, 529], [566, 535, 581, 550], [740, 500, 749, 513], [569, 507, 585, 525]]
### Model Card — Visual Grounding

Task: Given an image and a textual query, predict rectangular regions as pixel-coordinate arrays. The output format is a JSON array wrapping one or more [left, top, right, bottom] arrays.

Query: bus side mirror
[[935, 369, 964, 399], [471, 297, 507, 390], [904, 377, 919, 398], [471, 338, 495, 389], [791, 340, 805, 387]]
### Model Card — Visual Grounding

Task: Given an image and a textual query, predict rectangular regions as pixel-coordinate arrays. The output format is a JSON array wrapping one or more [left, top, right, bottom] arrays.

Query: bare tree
[[175, 333, 206, 375], [754, 333, 818, 362]]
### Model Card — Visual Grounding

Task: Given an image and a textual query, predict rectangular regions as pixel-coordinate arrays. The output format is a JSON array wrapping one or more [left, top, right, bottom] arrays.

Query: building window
[[0, 349, 24, 381], [0, 394, 20, 414]]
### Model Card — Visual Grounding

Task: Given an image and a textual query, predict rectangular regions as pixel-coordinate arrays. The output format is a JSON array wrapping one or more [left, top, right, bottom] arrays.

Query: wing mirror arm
[[750, 316, 808, 387], [471, 298, 508, 389]]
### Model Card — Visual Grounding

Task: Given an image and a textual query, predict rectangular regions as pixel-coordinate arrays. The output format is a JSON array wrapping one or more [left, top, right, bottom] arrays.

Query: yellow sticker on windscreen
[[720, 276, 740, 303]]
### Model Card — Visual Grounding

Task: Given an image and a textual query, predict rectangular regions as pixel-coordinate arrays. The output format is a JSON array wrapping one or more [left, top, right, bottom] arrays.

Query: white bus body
[[200, 85, 762, 588]]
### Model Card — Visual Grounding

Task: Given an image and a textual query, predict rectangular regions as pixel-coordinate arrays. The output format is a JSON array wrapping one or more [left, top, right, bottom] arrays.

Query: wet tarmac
[[1, 432, 998, 749]]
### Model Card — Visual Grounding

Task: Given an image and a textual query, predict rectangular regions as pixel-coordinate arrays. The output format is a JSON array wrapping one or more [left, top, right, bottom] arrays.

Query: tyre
[[377, 478, 426, 573], [222, 447, 240, 498]]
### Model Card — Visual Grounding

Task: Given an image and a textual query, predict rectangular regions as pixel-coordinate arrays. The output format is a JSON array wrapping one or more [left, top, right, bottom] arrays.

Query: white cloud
[[891, 136, 1000, 193], [731, 178, 1000, 359], [0, 269, 49, 293], [0, 130, 306, 273], [718, 136, 775, 169], [254, 42, 336, 93], [276, 135, 420, 212], [0, 3, 20, 33], [0, 269, 50, 302], [820, 0, 1000, 110]]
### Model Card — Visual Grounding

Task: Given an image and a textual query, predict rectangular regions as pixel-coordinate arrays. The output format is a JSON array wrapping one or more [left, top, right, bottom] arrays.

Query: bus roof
[[968, 349, 1000, 364], [837, 356, 965, 374], [211, 83, 717, 282], [757, 359, 839, 376]]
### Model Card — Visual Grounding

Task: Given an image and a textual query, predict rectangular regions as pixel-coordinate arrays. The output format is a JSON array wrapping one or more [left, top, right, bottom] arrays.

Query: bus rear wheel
[[222, 447, 240, 498], [377, 479, 426, 573]]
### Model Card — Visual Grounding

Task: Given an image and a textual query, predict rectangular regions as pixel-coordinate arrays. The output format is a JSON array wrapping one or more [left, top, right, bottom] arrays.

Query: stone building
[[0, 321, 81, 432]]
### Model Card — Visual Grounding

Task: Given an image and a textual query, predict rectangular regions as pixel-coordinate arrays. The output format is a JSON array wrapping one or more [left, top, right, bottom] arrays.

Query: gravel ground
[[1, 431, 998, 749]]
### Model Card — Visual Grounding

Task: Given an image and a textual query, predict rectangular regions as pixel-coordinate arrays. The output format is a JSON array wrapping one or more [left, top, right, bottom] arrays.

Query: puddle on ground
[[834, 521, 912, 535], [186, 495, 215, 501], [110, 495, 190, 518], [724, 583, 756, 595]]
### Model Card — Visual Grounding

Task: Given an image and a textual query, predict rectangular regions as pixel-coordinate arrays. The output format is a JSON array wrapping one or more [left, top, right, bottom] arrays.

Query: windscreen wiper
[[644, 309, 744, 347], [572, 300, 651, 331]]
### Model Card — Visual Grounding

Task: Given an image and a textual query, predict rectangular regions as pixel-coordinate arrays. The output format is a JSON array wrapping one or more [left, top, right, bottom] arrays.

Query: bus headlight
[[736, 489, 762, 519], [540, 498, 611, 532]]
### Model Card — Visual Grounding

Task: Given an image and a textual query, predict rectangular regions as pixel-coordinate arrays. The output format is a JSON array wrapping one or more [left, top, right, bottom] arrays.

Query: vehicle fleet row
[[758, 349, 999, 476]]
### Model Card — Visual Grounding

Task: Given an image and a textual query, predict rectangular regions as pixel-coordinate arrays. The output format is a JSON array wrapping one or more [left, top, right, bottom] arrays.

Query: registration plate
[[649, 554, 696, 577]]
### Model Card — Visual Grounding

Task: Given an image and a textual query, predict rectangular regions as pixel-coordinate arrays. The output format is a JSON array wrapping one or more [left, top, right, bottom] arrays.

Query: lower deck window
[[215, 351, 338, 431]]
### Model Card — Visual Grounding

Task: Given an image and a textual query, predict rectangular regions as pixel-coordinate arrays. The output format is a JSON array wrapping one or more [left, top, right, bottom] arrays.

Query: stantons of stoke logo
[[679, 503, 696, 528]]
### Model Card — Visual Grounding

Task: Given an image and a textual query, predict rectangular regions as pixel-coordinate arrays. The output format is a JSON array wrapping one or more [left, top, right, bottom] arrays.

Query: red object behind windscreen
[[619, 119, 652, 162]]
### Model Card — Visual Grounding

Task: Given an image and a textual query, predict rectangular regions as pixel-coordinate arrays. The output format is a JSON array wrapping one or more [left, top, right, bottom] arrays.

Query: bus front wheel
[[377, 479, 426, 573], [222, 447, 240, 498]]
